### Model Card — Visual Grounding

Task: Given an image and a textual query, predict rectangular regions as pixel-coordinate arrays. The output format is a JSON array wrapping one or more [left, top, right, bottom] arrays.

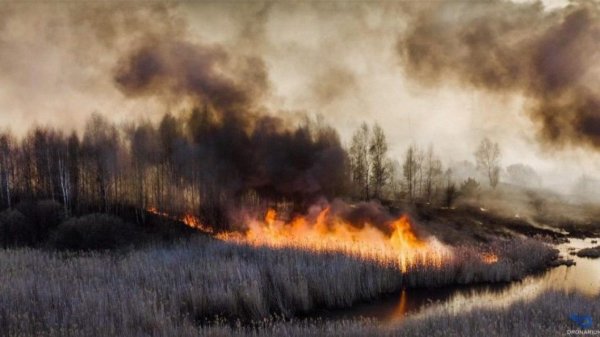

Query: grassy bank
[[203, 291, 600, 337], [0, 236, 557, 336]]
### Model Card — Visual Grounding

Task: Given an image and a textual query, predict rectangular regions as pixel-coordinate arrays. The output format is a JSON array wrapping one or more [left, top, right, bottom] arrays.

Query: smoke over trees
[[506, 164, 542, 188], [350, 123, 370, 200], [475, 138, 501, 188], [397, 1, 600, 150], [403, 145, 419, 201], [0, 110, 351, 230], [349, 123, 394, 201], [403, 144, 444, 202], [369, 124, 389, 200], [424, 145, 443, 202]]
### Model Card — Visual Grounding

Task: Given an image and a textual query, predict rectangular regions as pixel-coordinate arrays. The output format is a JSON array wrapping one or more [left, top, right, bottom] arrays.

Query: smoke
[[397, 0, 600, 150], [114, 39, 270, 118], [310, 65, 359, 106], [113, 25, 348, 208], [0, 3, 184, 132], [330, 199, 395, 232]]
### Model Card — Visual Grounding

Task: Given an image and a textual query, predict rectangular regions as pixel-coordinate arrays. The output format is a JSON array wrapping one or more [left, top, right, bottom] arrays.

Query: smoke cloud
[[113, 27, 348, 206], [397, 0, 600, 149], [115, 39, 270, 118]]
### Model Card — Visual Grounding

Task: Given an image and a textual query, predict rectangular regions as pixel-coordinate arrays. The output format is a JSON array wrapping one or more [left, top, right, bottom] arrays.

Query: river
[[320, 237, 600, 322]]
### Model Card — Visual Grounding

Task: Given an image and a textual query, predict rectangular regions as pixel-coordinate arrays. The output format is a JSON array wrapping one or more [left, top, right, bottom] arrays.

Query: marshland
[[1, 1, 600, 336]]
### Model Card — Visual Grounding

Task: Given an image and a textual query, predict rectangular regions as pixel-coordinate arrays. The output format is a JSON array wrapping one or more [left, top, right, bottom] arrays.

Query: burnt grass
[[413, 205, 569, 245]]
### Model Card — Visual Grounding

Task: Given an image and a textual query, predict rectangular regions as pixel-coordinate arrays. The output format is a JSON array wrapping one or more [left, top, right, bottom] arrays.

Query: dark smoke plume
[[115, 38, 270, 118], [114, 35, 349, 217], [398, 1, 600, 149]]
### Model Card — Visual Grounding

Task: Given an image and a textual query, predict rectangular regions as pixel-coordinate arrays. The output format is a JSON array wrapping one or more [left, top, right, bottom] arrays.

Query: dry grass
[[0, 237, 557, 336], [202, 291, 600, 337]]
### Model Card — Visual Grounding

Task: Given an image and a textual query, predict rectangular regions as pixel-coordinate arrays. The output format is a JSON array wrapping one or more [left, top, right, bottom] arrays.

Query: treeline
[[0, 108, 507, 235], [348, 124, 451, 205], [347, 124, 504, 206], [0, 109, 349, 230]]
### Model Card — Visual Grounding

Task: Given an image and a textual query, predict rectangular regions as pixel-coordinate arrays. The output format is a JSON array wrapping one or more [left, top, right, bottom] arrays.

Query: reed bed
[[0, 237, 557, 336]]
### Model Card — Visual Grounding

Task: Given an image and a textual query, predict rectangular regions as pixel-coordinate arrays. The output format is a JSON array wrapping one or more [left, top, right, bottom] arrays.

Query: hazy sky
[[0, 0, 597, 189]]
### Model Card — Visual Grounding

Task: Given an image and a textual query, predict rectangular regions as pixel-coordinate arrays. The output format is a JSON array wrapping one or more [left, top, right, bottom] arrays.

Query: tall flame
[[218, 208, 450, 273]]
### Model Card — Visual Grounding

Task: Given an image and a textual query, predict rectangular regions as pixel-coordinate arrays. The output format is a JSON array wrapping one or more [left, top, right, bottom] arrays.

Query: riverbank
[[198, 290, 600, 337]]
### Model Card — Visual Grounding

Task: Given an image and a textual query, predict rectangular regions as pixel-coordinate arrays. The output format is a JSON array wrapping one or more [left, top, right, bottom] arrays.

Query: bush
[[460, 178, 480, 198], [50, 213, 135, 250], [0, 209, 36, 247], [15, 200, 65, 242], [35, 200, 66, 231]]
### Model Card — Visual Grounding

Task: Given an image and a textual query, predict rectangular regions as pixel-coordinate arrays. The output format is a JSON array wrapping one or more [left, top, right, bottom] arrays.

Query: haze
[[0, 0, 597, 192]]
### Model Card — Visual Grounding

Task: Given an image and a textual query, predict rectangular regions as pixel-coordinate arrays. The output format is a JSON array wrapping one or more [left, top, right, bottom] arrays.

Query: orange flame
[[218, 207, 450, 273], [147, 207, 213, 233], [481, 252, 499, 264]]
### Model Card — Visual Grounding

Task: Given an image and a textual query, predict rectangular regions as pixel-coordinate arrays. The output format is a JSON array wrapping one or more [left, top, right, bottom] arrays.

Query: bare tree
[[0, 132, 15, 209], [414, 147, 425, 199], [424, 145, 442, 202], [67, 132, 80, 214], [129, 122, 159, 214], [385, 159, 401, 200], [475, 138, 501, 188], [82, 114, 121, 212], [403, 145, 418, 201], [350, 123, 370, 200], [369, 124, 388, 200], [57, 142, 71, 216], [444, 168, 458, 207]]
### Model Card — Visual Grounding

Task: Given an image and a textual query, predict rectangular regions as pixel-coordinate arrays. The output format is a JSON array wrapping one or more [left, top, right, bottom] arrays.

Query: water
[[320, 238, 600, 322]]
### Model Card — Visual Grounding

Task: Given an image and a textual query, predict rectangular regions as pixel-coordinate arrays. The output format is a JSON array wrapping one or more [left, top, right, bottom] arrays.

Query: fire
[[218, 207, 450, 273], [181, 213, 207, 230], [147, 207, 213, 233], [481, 252, 499, 264]]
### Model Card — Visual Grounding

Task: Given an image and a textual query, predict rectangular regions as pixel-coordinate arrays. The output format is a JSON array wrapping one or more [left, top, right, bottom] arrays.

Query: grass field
[[0, 236, 557, 337], [201, 291, 600, 337]]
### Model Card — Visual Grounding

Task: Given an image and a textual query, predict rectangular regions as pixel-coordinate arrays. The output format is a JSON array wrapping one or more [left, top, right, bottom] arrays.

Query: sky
[[0, 0, 598, 190]]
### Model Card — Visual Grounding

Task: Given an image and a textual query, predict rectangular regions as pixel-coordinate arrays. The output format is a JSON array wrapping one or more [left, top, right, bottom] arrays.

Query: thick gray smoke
[[398, 0, 600, 150]]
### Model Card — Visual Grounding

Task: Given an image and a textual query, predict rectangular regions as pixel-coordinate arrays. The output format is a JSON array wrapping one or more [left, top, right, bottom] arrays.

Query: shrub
[[35, 200, 66, 232], [0, 209, 36, 247], [50, 213, 135, 250], [460, 178, 480, 198], [15, 200, 65, 242]]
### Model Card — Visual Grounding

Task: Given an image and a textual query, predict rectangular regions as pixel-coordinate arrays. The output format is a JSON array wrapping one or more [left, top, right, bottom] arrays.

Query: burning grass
[[218, 207, 450, 273], [0, 235, 557, 336], [147, 207, 214, 233]]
